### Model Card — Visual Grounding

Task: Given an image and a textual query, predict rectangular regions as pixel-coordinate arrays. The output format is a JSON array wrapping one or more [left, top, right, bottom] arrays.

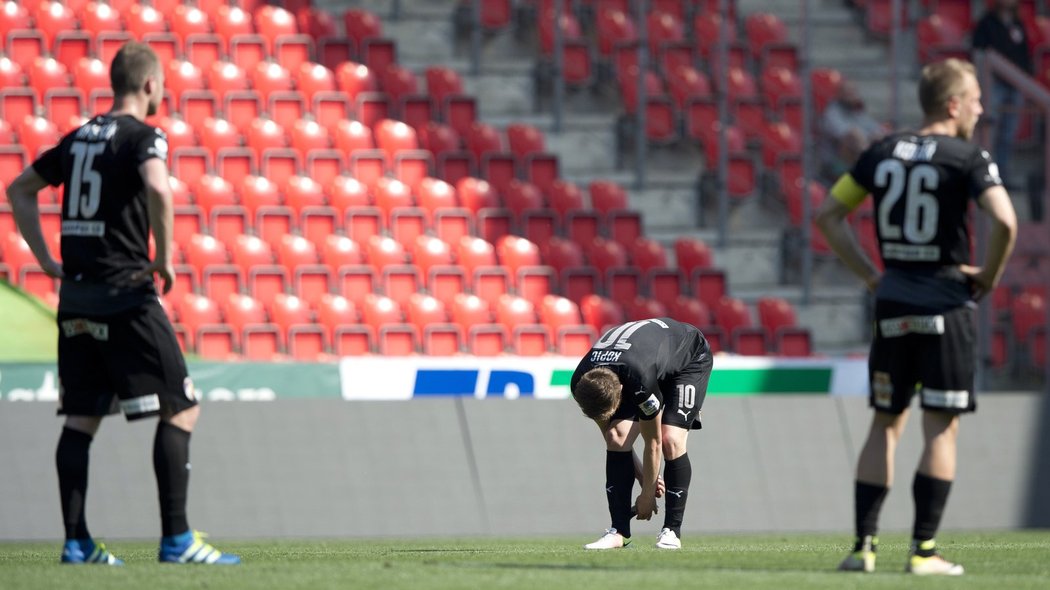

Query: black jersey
[[33, 114, 168, 313], [570, 318, 710, 421], [849, 132, 1001, 270]]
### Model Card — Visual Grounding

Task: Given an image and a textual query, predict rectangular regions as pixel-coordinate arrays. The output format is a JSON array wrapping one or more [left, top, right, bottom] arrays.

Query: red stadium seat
[[579, 294, 626, 334], [231, 234, 275, 273], [744, 12, 788, 60], [274, 35, 312, 72], [668, 296, 711, 328], [328, 176, 370, 212], [289, 118, 330, 159], [714, 296, 752, 337], [692, 268, 727, 309], [0, 0, 30, 42], [33, 1, 76, 48], [214, 4, 253, 42], [343, 8, 382, 54], [240, 175, 282, 215], [757, 297, 797, 335], [28, 57, 68, 102], [126, 4, 165, 39], [336, 61, 377, 101], [673, 237, 713, 277], [53, 32, 92, 74], [276, 233, 319, 271], [296, 62, 337, 103], [18, 115, 60, 159], [254, 5, 298, 51], [625, 297, 668, 321], [248, 266, 289, 309], [252, 61, 294, 100], [732, 327, 769, 356], [775, 327, 812, 357]]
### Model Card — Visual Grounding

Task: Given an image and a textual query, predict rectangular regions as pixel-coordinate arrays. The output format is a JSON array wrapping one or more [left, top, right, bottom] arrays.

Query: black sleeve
[[135, 126, 169, 166], [31, 143, 65, 187], [848, 144, 880, 193], [968, 148, 1003, 199], [625, 370, 662, 421]]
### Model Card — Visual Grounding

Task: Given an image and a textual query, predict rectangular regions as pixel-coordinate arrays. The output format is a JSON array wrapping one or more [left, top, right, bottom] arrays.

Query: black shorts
[[610, 352, 711, 430], [869, 299, 976, 415], [57, 300, 197, 421]]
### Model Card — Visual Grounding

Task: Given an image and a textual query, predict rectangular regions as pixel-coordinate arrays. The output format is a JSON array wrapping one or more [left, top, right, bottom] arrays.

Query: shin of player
[[817, 58, 1017, 575], [6, 42, 240, 565], [571, 319, 711, 550]]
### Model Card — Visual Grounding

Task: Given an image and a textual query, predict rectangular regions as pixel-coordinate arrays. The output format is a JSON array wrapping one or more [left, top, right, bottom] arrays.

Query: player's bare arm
[[635, 414, 662, 520], [6, 167, 63, 279], [130, 158, 175, 294], [815, 184, 881, 291], [632, 452, 665, 498], [959, 185, 1017, 299]]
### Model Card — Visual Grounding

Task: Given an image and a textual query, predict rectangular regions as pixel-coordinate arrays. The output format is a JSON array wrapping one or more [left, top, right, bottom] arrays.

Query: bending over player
[[816, 58, 1017, 575], [570, 318, 712, 550]]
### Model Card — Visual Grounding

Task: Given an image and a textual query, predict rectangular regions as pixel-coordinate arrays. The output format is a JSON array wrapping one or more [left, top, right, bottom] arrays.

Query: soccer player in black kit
[[571, 318, 712, 549], [816, 59, 1017, 575], [6, 42, 239, 565]]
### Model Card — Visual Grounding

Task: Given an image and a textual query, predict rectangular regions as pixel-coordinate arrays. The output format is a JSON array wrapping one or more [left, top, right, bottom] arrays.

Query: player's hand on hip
[[41, 258, 63, 279], [959, 264, 993, 300], [131, 261, 175, 295], [634, 493, 657, 520]]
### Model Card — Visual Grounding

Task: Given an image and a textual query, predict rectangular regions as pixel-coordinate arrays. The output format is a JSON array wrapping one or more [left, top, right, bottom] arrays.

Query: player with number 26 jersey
[[571, 318, 712, 552], [840, 131, 1001, 275]]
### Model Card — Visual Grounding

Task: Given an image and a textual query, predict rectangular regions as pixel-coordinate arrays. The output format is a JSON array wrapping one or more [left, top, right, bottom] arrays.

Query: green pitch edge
[[550, 368, 832, 395], [0, 281, 57, 362]]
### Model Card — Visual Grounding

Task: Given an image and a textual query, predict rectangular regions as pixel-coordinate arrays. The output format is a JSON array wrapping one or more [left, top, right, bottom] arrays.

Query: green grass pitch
[[2, 531, 1048, 589]]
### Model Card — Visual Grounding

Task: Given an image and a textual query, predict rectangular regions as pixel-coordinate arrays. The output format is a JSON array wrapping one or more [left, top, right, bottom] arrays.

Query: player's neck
[[918, 119, 957, 138], [108, 95, 149, 122]]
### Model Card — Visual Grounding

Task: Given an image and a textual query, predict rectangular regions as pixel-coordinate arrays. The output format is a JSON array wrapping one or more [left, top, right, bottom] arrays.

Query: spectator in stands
[[819, 82, 886, 183], [972, 0, 1033, 188]]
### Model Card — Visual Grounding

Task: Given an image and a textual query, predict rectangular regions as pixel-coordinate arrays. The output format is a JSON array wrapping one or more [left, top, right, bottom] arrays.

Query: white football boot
[[654, 528, 681, 550], [584, 528, 630, 550]]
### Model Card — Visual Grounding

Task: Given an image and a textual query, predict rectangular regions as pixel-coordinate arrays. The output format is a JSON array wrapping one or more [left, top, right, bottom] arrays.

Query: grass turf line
[[1, 531, 1048, 590]]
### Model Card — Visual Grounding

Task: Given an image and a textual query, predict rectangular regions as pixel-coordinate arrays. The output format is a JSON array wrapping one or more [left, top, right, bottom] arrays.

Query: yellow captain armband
[[829, 174, 868, 211]]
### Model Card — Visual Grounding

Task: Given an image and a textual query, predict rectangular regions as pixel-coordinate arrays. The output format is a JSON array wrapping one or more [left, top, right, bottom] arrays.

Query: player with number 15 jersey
[[571, 318, 712, 551], [34, 114, 168, 313]]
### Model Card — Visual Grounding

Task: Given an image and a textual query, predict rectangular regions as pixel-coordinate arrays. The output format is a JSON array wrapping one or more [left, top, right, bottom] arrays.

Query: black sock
[[912, 472, 952, 553], [605, 450, 635, 538], [662, 454, 692, 537], [56, 427, 93, 541], [854, 480, 889, 551], [154, 421, 192, 538]]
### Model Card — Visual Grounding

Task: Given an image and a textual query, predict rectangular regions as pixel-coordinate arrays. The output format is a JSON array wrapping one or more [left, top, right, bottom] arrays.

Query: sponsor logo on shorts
[[879, 315, 945, 338], [639, 393, 661, 416], [872, 371, 893, 408], [60, 319, 109, 341]]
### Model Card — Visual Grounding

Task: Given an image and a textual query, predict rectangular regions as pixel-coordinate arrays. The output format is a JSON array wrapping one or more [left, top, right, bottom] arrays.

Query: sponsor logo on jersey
[[872, 371, 893, 408], [62, 220, 105, 237], [879, 315, 945, 338], [60, 318, 109, 341], [149, 135, 169, 161], [590, 350, 622, 363], [639, 393, 661, 416], [882, 242, 940, 261]]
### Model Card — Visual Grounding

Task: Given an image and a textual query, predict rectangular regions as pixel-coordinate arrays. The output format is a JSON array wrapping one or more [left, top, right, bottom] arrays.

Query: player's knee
[[661, 431, 688, 459], [164, 404, 200, 432], [64, 415, 102, 436]]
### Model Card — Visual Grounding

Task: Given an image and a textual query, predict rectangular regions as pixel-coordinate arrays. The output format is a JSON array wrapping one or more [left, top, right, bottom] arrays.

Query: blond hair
[[918, 58, 977, 120]]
